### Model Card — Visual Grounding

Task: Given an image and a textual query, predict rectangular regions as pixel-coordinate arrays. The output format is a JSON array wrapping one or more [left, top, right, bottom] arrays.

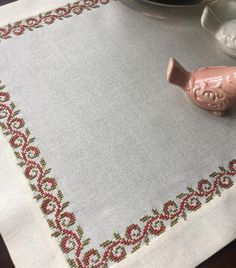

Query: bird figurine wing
[[167, 58, 236, 116]]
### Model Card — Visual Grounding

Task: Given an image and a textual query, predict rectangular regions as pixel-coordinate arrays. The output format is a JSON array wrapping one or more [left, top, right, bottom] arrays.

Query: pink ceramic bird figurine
[[167, 58, 236, 116]]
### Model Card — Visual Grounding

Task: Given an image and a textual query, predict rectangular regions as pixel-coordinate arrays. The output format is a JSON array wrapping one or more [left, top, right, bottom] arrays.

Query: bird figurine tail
[[167, 58, 190, 90], [201, 7, 221, 35]]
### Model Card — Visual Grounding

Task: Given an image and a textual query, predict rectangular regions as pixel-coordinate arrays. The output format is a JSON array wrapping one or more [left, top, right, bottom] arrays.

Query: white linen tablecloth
[[0, 0, 236, 267]]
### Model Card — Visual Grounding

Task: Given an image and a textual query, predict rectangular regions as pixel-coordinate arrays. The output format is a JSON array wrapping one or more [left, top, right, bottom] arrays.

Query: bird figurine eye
[[167, 58, 236, 116]]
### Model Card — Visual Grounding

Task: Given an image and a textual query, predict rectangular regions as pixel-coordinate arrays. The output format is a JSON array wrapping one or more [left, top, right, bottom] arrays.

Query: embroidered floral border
[[0, 0, 110, 40], [0, 1, 236, 268], [1, 83, 235, 268]]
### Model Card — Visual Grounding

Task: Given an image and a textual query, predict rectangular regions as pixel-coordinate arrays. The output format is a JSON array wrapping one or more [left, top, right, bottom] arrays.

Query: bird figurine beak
[[167, 57, 236, 116], [201, 7, 236, 59]]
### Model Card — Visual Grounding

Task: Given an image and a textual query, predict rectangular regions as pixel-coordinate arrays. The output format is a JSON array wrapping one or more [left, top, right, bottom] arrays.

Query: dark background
[[0, 0, 235, 267], [0, 0, 16, 6]]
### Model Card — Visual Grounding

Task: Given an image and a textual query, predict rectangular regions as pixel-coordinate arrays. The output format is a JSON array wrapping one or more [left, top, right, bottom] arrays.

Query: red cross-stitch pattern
[[0, 1, 235, 266], [0, 0, 110, 40], [0, 82, 235, 267]]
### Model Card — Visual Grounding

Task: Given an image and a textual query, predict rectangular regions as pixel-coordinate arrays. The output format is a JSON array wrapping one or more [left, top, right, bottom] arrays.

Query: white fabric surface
[[0, 0, 236, 267], [1, 0, 235, 245]]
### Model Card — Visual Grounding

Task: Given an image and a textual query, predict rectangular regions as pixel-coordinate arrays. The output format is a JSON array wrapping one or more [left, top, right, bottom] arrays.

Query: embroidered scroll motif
[[0, 0, 110, 40], [0, 82, 235, 267]]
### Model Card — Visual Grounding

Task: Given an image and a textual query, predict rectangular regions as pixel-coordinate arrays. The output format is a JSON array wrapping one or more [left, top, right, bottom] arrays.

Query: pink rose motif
[[9, 118, 25, 129], [0, 92, 10, 102], [43, 16, 56, 25], [163, 200, 178, 218], [60, 212, 76, 227], [149, 220, 165, 236], [42, 177, 57, 191], [83, 249, 100, 266], [12, 26, 25, 36], [219, 176, 233, 189], [60, 236, 76, 253], [125, 224, 141, 240], [41, 198, 56, 215], [197, 179, 212, 194]]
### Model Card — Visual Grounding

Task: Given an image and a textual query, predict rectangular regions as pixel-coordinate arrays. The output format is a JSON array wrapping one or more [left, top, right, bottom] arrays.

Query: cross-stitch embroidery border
[[0, 1, 235, 267]]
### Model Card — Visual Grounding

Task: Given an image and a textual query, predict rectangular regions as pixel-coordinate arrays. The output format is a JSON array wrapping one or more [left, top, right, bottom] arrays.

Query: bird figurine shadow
[[201, 7, 236, 59], [167, 58, 236, 116]]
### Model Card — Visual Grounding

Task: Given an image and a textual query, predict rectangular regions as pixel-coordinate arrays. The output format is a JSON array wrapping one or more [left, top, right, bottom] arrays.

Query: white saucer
[[143, 0, 215, 8], [120, 0, 218, 21]]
